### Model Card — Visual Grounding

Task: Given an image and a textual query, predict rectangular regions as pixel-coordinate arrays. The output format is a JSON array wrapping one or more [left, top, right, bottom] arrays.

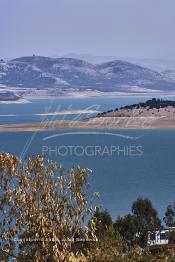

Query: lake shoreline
[[1, 116, 175, 132], [1, 88, 175, 104]]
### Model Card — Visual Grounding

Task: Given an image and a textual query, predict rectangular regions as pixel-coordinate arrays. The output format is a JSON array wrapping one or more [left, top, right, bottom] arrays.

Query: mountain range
[[63, 54, 175, 72], [0, 55, 175, 93]]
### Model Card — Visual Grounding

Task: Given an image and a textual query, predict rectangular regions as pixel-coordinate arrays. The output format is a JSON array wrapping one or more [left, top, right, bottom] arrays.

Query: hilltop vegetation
[[97, 98, 175, 118], [120, 98, 175, 110]]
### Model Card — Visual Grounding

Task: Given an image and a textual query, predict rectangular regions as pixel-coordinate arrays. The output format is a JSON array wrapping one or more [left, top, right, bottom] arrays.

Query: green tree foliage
[[87, 227, 125, 262], [114, 198, 161, 248], [90, 208, 113, 238], [131, 198, 161, 247], [168, 230, 175, 245], [121, 98, 175, 110], [164, 203, 175, 227], [114, 214, 139, 247]]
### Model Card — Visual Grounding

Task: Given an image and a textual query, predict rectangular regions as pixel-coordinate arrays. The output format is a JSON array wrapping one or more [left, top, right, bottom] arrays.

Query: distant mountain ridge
[[63, 54, 175, 72], [0, 55, 175, 92]]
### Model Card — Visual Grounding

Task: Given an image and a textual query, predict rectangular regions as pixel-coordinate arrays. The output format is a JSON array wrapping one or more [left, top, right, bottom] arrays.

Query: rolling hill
[[0, 56, 175, 93]]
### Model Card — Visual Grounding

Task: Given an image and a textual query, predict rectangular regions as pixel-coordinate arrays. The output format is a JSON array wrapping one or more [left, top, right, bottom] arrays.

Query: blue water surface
[[0, 97, 175, 220]]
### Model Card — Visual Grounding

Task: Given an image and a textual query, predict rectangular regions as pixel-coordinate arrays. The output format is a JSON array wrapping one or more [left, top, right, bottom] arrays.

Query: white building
[[148, 227, 175, 245]]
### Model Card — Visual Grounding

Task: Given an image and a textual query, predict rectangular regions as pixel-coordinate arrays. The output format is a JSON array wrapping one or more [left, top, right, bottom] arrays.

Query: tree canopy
[[0, 153, 98, 261]]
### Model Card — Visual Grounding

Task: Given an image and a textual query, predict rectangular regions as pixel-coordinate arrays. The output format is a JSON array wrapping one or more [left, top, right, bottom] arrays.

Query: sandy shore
[[0, 98, 30, 104], [35, 109, 100, 116], [2, 87, 175, 103], [23, 91, 175, 100], [0, 116, 175, 132]]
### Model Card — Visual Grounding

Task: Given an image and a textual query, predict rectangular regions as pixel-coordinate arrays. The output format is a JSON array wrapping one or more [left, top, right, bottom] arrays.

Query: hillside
[[0, 91, 20, 101], [0, 56, 175, 93], [2, 98, 175, 131], [97, 98, 175, 118]]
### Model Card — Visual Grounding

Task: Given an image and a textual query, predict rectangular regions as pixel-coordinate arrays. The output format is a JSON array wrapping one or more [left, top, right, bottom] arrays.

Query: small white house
[[148, 227, 175, 245]]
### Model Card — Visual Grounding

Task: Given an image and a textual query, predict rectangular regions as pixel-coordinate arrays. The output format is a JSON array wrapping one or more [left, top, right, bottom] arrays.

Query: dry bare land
[[0, 115, 175, 132]]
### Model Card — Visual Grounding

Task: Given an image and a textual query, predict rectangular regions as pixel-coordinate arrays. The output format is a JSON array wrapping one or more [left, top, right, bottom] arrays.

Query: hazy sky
[[0, 0, 175, 59]]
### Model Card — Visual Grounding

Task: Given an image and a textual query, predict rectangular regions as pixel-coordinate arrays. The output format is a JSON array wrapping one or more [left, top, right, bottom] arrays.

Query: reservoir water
[[0, 97, 175, 220]]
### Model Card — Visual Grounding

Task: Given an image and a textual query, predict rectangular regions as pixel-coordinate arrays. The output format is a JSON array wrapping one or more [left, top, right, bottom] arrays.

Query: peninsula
[[1, 98, 175, 131]]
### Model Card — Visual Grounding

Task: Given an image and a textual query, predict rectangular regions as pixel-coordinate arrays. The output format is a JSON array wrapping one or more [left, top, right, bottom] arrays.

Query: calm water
[[0, 97, 175, 220], [0, 96, 154, 124]]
